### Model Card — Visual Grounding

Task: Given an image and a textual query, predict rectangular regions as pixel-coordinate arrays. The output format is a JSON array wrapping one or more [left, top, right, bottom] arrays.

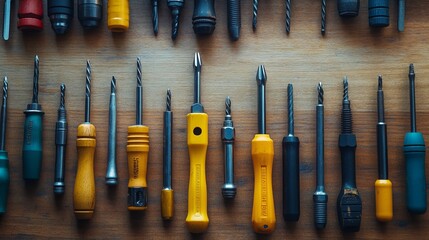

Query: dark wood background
[[1, 0, 429, 239]]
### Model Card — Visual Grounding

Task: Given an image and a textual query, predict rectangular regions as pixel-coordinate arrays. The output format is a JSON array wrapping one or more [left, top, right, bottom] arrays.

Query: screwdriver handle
[[227, 0, 241, 41], [252, 134, 275, 234], [73, 123, 96, 220], [78, 0, 103, 29], [17, 0, 43, 31], [404, 132, 427, 214], [0, 151, 9, 213], [108, 0, 129, 32], [282, 136, 300, 222], [127, 125, 149, 211], [337, 0, 359, 17], [375, 179, 393, 221], [368, 0, 389, 27], [192, 0, 216, 35], [186, 113, 209, 233], [22, 110, 44, 180]]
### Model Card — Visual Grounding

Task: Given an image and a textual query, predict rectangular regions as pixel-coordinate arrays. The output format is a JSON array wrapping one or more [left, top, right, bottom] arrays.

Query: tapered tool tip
[[194, 52, 202, 70], [166, 89, 172, 111], [35, 55, 39, 63], [172, 13, 179, 40], [378, 75, 383, 90], [3, 77, 7, 98], [343, 76, 349, 101], [137, 58, 142, 87], [225, 96, 231, 116], [60, 83, 65, 108], [256, 65, 267, 85], [111, 76, 116, 93], [317, 82, 323, 104], [409, 64, 415, 75]]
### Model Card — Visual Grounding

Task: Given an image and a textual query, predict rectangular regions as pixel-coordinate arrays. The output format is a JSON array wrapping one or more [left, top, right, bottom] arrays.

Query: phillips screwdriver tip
[[111, 76, 116, 94], [256, 65, 267, 85], [225, 96, 231, 116], [317, 82, 323, 104], [166, 89, 172, 111], [194, 53, 202, 70]]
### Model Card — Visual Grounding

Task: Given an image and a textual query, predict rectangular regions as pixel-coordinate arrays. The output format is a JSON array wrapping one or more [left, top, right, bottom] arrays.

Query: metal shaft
[[163, 89, 172, 190], [106, 76, 118, 185], [136, 58, 143, 125], [377, 76, 388, 180], [256, 65, 267, 134], [409, 64, 416, 132], [85, 60, 91, 123], [0, 77, 7, 151], [3, 0, 11, 40], [222, 96, 236, 199], [285, 0, 291, 33], [54, 84, 67, 194], [287, 83, 294, 135], [252, 0, 258, 30], [321, 0, 326, 34], [191, 53, 204, 114], [32, 55, 39, 104]]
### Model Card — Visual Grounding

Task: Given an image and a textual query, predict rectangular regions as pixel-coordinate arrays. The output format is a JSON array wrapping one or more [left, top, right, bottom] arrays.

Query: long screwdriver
[[3, 0, 11, 40], [375, 76, 393, 222], [73, 60, 96, 220], [53, 84, 67, 195], [108, 0, 129, 32], [337, 0, 359, 17], [252, 65, 275, 234], [47, 0, 74, 34], [162, 89, 174, 220], [78, 0, 103, 29], [17, 0, 43, 32], [106, 77, 118, 185], [222, 96, 236, 199], [0, 77, 9, 213], [404, 64, 427, 214], [22, 55, 44, 181], [127, 58, 150, 211], [186, 52, 209, 233]]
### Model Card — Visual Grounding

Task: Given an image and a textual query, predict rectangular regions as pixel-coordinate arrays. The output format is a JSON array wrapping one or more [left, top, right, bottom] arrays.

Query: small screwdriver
[[22, 55, 44, 181], [337, 77, 361, 232], [78, 0, 103, 29], [47, 0, 74, 34], [283, 83, 300, 222], [17, 0, 43, 31], [375, 76, 393, 222], [0, 77, 9, 213], [192, 0, 216, 35], [368, 0, 389, 27], [221, 96, 236, 199], [73, 60, 96, 220], [162, 89, 174, 220], [186, 52, 209, 233], [167, 0, 184, 40], [252, 65, 276, 234], [106, 77, 118, 185], [404, 64, 427, 214], [127, 58, 150, 211], [3, 0, 11, 40], [337, 0, 359, 17], [108, 0, 129, 32], [53, 84, 67, 195]]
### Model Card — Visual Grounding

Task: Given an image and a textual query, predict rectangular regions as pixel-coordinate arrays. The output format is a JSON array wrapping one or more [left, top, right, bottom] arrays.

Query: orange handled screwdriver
[[186, 52, 209, 233], [252, 65, 276, 234], [73, 60, 96, 220], [127, 58, 150, 211], [108, 0, 129, 32]]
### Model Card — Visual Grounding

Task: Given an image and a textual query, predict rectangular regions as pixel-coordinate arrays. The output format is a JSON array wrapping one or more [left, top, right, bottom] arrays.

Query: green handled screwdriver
[[0, 77, 9, 213]]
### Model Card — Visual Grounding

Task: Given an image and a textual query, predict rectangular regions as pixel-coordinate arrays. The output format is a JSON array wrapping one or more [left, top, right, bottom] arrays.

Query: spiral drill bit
[[152, 0, 159, 35], [252, 0, 258, 31], [54, 84, 67, 195], [168, 0, 184, 40], [221, 96, 236, 199], [85, 60, 91, 123], [321, 0, 326, 34], [136, 58, 142, 125], [285, 0, 291, 33], [106, 76, 118, 185]]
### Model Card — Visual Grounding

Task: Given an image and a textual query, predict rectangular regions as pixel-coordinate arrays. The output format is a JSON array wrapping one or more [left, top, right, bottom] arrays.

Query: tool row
[[2, 0, 405, 41], [0, 54, 425, 234]]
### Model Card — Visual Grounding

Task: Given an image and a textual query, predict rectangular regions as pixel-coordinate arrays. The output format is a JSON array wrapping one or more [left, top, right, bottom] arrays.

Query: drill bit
[[3, 0, 11, 40], [168, 0, 184, 40], [321, 0, 326, 34], [287, 84, 294, 135], [285, 0, 291, 33], [136, 58, 143, 125], [0, 77, 7, 151], [152, 0, 159, 35], [221, 96, 236, 199], [54, 84, 67, 195], [162, 89, 174, 219], [33, 55, 39, 104], [0, 76, 9, 213], [106, 76, 118, 185], [85, 60, 91, 123], [256, 65, 266, 133], [252, 0, 258, 31]]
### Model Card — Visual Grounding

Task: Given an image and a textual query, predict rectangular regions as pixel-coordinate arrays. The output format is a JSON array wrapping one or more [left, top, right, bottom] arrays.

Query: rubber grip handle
[[368, 0, 389, 27], [73, 123, 96, 220], [127, 125, 149, 211], [337, 0, 359, 17], [186, 113, 209, 233], [108, 0, 129, 32], [192, 0, 216, 35], [282, 136, 300, 221], [252, 134, 276, 234], [22, 111, 44, 180], [375, 179, 393, 221], [227, 0, 240, 41], [17, 0, 43, 31], [0, 151, 9, 213], [404, 132, 427, 214], [78, 0, 103, 29], [161, 189, 174, 220]]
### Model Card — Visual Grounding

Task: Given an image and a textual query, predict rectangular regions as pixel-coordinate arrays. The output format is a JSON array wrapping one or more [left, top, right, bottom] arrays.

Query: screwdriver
[[17, 0, 43, 32], [127, 58, 150, 211], [221, 96, 236, 199], [47, 0, 74, 34], [398, 0, 405, 32], [78, 0, 103, 29], [0, 77, 9, 213], [313, 83, 327, 229], [186, 52, 209, 233], [152, 0, 159, 35], [192, 0, 216, 35], [108, 0, 129, 32], [337, 77, 361, 232], [252, 65, 275, 234], [337, 0, 359, 17], [227, 0, 240, 40], [22, 55, 44, 181], [283, 83, 300, 222], [162, 89, 174, 220], [73, 60, 96, 220], [106, 77, 118, 185], [53, 84, 67, 195], [375, 76, 393, 222], [167, 0, 184, 40], [368, 0, 389, 27], [3, 0, 11, 40], [404, 64, 427, 214]]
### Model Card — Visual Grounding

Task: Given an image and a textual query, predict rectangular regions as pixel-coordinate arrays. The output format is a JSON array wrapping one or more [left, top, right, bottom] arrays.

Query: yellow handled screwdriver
[[127, 57, 150, 211], [108, 0, 129, 32], [252, 65, 276, 234], [186, 52, 209, 233], [73, 60, 96, 220]]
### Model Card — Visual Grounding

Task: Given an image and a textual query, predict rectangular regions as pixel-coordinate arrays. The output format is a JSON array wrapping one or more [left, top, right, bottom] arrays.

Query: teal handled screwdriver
[[0, 77, 9, 213], [404, 64, 427, 214]]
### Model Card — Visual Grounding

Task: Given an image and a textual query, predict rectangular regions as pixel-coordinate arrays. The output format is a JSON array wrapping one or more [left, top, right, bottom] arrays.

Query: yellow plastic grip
[[186, 112, 209, 233], [127, 125, 149, 211], [161, 189, 174, 220], [251, 134, 276, 234], [375, 179, 393, 222], [73, 123, 96, 220], [108, 0, 129, 32]]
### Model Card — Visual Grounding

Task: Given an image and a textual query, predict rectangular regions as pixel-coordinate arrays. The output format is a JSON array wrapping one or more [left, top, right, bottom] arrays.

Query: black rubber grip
[[128, 187, 148, 208], [282, 135, 300, 221], [337, 0, 359, 17], [192, 0, 216, 35], [368, 0, 389, 27]]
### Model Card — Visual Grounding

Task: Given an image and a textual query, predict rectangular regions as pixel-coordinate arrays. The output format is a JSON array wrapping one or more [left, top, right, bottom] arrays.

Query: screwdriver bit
[[252, 0, 258, 31], [167, 0, 184, 40], [321, 0, 326, 34], [48, 0, 74, 34], [285, 0, 291, 33], [221, 96, 236, 199], [0, 77, 9, 213], [54, 84, 67, 195], [227, 0, 241, 40], [78, 0, 103, 29], [162, 89, 174, 220], [3, 0, 11, 40], [152, 0, 159, 35], [106, 77, 118, 185]]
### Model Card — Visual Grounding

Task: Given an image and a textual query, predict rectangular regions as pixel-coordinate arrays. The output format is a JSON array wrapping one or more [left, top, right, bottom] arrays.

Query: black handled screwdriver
[[167, 0, 184, 40], [283, 83, 300, 222], [106, 77, 118, 185], [78, 0, 103, 29], [221, 96, 236, 199], [368, 0, 389, 27], [48, 0, 74, 34], [337, 0, 359, 17], [54, 84, 67, 195], [192, 0, 216, 35], [0, 77, 9, 213], [227, 0, 240, 40]]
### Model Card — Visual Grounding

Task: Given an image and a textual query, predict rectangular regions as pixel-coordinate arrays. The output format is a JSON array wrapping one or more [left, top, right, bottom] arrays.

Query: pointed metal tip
[[60, 83, 65, 91], [194, 52, 202, 69], [3, 76, 7, 83], [137, 57, 141, 63], [111, 76, 116, 93], [409, 63, 415, 74], [35, 55, 39, 62], [378, 75, 382, 90], [343, 76, 348, 84], [318, 82, 322, 88], [166, 89, 172, 111], [225, 96, 231, 116], [256, 65, 267, 85], [288, 83, 293, 90]]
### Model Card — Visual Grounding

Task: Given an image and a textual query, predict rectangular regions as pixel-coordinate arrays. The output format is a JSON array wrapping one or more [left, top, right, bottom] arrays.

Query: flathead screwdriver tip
[[111, 76, 116, 94], [256, 65, 267, 85], [194, 53, 202, 70], [225, 96, 231, 116], [166, 89, 171, 111]]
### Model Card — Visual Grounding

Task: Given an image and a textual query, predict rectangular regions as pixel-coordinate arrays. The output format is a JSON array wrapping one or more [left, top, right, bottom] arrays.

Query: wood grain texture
[[1, 0, 429, 239]]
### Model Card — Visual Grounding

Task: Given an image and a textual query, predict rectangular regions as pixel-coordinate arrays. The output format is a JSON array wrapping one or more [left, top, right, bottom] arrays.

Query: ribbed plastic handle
[[282, 136, 300, 221]]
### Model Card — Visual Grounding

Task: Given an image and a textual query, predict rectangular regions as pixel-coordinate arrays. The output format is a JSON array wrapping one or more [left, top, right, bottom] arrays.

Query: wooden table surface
[[1, 0, 429, 239]]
